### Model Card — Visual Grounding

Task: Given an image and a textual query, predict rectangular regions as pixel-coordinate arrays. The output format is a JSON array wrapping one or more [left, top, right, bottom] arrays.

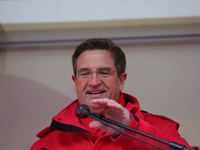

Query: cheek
[[105, 79, 120, 91], [76, 81, 88, 93]]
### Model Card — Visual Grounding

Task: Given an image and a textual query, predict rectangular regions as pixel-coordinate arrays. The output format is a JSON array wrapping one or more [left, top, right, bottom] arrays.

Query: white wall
[[0, 0, 200, 24]]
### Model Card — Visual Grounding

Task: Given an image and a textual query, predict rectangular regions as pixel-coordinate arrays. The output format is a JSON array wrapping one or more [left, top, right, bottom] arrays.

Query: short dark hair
[[72, 38, 126, 78]]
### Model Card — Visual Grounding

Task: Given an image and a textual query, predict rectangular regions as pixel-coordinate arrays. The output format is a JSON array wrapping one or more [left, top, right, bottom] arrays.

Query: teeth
[[89, 91, 103, 94]]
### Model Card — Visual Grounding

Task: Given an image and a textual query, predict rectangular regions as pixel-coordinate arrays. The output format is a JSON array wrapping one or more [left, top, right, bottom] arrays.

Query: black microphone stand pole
[[76, 104, 192, 150], [88, 112, 167, 150]]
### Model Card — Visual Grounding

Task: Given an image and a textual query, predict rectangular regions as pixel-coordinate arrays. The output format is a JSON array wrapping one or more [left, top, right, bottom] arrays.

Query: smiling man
[[31, 38, 194, 150], [72, 50, 126, 114]]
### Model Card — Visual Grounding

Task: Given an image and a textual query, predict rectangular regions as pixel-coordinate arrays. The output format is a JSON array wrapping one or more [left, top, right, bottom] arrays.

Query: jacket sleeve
[[110, 111, 194, 150]]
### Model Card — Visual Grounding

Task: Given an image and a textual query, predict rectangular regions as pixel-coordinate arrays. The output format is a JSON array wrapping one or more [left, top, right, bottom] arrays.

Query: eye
[[80, 71, 91, 76], [98, 70, 111, 76]]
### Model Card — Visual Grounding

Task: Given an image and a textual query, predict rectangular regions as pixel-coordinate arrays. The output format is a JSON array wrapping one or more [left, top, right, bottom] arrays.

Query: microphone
[[75, 104, 90, 118], [75, 104, 192, 150]]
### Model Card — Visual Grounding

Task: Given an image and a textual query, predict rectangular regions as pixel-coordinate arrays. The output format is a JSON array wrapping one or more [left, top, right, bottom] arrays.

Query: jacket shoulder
[[141, 110, 180, 130]]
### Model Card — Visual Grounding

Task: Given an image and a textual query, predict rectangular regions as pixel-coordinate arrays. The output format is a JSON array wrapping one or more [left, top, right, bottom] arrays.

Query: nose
[[88, 71, 101, 86]]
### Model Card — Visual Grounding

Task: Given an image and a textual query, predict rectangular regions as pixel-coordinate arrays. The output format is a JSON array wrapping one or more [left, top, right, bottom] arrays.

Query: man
[[31, 38, 193, 150]]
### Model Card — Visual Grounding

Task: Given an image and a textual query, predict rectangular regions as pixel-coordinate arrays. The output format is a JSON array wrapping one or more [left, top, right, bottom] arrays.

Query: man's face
[[72, 50, 127, 113]]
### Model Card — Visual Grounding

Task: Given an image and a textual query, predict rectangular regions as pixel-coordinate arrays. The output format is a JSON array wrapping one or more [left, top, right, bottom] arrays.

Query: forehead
[[76, 50, 115, 70]]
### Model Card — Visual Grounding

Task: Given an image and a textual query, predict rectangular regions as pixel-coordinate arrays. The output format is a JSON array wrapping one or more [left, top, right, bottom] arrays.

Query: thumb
[[89, 121, 106, 130]]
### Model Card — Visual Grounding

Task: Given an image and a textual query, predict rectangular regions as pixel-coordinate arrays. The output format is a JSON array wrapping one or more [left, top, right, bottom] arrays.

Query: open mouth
[[87, 91, 105, 94]]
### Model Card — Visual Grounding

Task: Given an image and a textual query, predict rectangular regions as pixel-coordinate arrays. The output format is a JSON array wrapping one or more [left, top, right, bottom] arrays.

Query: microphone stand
[[77, 104, 192, 150]]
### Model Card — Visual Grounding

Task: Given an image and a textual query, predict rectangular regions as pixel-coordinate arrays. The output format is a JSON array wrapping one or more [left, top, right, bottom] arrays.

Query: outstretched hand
[[89, 98, 131, 137]]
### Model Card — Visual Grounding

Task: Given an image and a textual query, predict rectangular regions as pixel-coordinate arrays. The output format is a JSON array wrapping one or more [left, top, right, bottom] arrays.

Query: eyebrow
[[98, 67, 112, 71], [77, 68, 90, 73], [77, 67, 112, 72]]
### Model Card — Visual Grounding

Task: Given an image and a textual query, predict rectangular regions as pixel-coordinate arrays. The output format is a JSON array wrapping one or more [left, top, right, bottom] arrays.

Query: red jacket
[[31, 93, 193, 150]]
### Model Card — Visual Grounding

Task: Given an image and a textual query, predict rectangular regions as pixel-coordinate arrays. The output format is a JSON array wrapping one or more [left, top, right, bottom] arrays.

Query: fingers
[[91, 98, 121, 109], [91, 98, 110, 105], [89, 120, 121, 137], [89, 121, 104, 129], [89, 120, 112, 134], [91, 98, 124, 115]]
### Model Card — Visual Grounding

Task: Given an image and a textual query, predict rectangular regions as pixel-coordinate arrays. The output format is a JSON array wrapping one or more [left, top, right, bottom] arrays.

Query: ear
[[119, 73, 127, 91], [72, 75, 77, 93]]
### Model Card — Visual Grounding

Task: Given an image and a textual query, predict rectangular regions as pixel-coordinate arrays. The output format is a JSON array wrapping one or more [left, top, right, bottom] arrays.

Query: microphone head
[[76, 104, 90, 118]]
